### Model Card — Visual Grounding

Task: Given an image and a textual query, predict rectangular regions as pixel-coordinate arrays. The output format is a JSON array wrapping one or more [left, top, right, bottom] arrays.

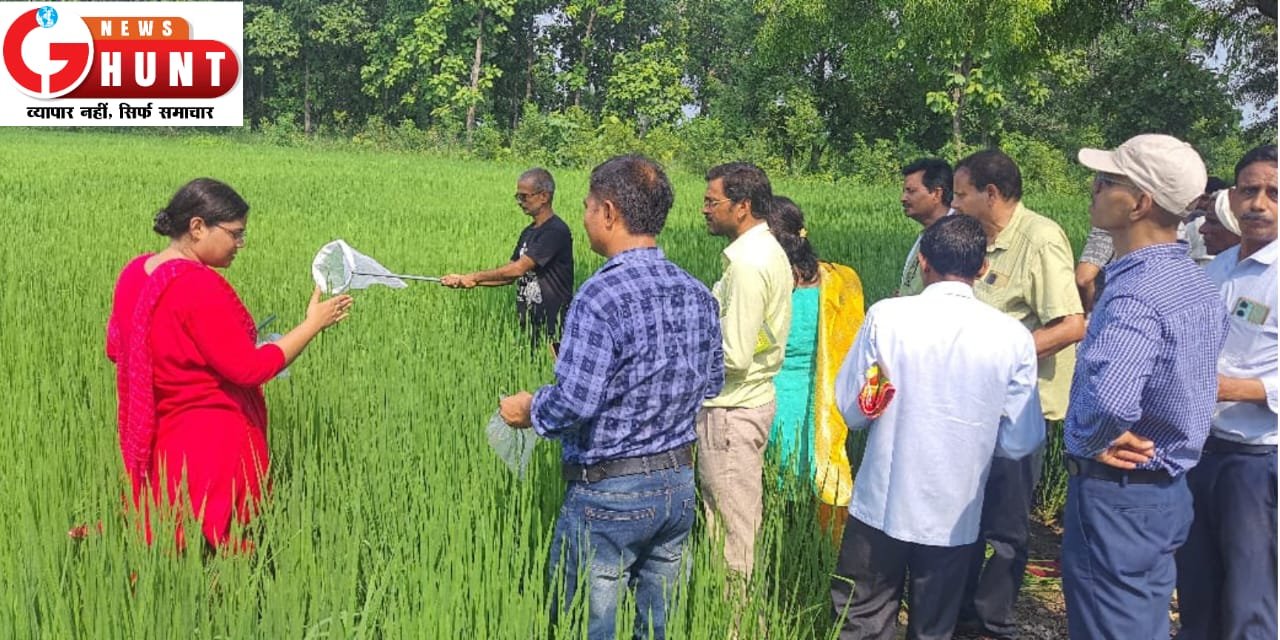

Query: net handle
[[350, 270, 441, 283]]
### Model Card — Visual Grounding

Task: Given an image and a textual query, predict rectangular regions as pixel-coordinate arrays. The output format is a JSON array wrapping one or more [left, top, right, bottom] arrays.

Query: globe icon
[[37, 6, 58, 28]]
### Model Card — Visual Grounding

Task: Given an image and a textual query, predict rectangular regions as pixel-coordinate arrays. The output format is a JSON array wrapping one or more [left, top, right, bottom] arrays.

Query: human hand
[[499, 391, 534, 429], [441, 274, 477, 289], [306, 286, 352, 330], [1095, 430, 1155, 469]]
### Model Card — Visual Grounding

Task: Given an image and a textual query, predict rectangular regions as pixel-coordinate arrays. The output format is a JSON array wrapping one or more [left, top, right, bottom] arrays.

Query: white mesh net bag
[[312, 239, 438, 294]]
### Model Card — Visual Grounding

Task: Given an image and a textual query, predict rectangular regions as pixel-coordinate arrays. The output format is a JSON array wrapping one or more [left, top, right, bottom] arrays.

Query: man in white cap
[[1062, 134, 1228, 639], [1176, 144, 1277, 640]]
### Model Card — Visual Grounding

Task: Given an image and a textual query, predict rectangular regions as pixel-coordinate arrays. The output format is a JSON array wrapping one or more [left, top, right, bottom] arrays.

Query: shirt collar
[[989, 202, 1027, 252], [921, 280, 976, 298], [1242, 238, 1278, 266], [723, 221, 772, 261], [1103, 242, 1188, 278], [600, 246, 665, 272]]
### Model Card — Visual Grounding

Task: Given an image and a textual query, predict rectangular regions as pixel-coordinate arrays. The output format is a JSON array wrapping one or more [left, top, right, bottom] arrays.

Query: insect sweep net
[[312, 239, 440, 294]]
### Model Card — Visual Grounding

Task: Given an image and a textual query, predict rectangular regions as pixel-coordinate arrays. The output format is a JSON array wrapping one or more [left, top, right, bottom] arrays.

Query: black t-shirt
[[511, 215, 573, 337]]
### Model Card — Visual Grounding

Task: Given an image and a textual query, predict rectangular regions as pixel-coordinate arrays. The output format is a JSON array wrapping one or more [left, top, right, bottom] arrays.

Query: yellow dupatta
[[812, 262, 865, 506]]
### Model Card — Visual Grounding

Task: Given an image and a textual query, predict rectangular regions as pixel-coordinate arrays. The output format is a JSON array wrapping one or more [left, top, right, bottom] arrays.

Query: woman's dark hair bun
[[153, 209, 173, 236]]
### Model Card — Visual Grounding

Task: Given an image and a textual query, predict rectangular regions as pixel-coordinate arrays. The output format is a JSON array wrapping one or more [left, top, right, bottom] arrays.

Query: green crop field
[[0, 130, 1091, 638]]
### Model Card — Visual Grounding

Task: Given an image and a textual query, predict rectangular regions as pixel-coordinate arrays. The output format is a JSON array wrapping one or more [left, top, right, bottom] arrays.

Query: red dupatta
[[109, 258, 203, 497]]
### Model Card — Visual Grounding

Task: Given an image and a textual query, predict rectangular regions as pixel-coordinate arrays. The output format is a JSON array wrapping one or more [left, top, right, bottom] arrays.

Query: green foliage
[[604, 40, 692, 132], [675, 117, 733, 175], [1000, 132, 1084, 195], [839, 136, 928, 186], [237, 0, 1266, 180]]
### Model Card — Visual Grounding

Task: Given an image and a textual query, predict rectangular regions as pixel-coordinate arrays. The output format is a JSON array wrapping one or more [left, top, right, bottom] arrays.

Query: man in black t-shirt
[[442, 168, 574, 343]]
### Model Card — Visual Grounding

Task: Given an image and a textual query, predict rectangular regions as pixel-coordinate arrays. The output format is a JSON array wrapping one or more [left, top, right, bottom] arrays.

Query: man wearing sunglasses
[[1063, 134, 1228, 639], [442, 167, 574, 346]]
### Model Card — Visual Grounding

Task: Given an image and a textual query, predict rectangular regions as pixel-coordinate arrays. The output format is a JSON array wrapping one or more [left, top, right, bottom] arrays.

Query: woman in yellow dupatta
[[767, 197, 866, 544]]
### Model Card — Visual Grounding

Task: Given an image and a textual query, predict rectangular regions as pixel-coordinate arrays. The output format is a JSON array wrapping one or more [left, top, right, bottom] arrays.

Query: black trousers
[[831, 516, 974, 640], [959, 450, 1041, 639]]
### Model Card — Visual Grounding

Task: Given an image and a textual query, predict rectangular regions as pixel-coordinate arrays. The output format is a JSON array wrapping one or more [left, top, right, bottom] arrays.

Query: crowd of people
[[106, 137, 1276, 640]]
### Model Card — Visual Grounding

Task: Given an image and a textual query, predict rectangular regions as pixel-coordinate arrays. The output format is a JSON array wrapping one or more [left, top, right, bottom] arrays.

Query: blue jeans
[[1062, 473, 1192, 640], [1175, 448, 1277, 640], [548, 465, 696, 640]]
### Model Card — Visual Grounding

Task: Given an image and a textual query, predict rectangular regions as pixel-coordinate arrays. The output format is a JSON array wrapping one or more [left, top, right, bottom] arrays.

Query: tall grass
[[0, 130, 1089, 637]]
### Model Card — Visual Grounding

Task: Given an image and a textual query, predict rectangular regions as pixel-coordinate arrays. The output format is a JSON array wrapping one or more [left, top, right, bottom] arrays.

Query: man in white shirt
[[1176, 144, 1278, 640], [831, 214, 1045, 640]]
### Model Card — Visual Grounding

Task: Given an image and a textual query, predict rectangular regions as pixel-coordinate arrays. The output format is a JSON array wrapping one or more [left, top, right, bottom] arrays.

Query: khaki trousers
[[695, 401, 776, 577]]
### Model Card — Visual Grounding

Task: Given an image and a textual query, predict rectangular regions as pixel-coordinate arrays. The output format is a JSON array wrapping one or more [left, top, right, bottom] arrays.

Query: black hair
[[153, 178, 249, 238], [706, 162, 773, 220], [1234, 145, 1278, 183], [955, 149, 1023, 201], [769, 196, 819, 283], [902, 157, 954, 206], [919, 214, 988, 279], [519, 167, 555, 202], [588, 155, 673, 236]]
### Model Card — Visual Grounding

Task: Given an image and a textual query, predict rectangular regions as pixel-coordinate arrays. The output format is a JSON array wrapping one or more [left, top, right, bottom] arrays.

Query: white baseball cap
[[1078, 134, 1208, 218]]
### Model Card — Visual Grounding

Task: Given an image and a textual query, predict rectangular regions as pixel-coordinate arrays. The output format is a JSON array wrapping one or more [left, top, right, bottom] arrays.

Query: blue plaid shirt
[[1065, 243, 1228, 475], [531, 247, 724, 465]]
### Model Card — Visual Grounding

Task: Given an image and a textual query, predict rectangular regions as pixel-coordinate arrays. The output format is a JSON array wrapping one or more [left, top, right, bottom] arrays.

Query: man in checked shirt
[[1063, 134, 1228, 640], [500, 155, 723, 640]]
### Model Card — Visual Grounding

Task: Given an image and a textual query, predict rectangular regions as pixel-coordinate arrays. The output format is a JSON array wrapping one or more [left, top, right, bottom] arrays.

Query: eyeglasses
[[1092, 173, 1138, 192], [703, 197, 732, 208], [214, 223, 246, 244], [515, 191, 543, 202]]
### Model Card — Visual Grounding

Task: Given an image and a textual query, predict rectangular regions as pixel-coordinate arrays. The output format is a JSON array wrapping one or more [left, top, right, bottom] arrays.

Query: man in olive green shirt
[[898, 157, 955, 296], [698, 162, 793, 577], [952, 149, 1086, 640]]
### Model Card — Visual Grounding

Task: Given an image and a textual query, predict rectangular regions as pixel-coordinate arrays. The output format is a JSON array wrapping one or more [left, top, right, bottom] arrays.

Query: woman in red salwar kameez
[[106, 178, 352, 550]]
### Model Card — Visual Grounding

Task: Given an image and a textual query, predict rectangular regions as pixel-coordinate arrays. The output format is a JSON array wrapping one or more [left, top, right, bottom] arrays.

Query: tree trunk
[[466, 8, 485, 144], [517, 32, 533, 130], [303, 56, 312, 135], [950, 55, 971, 151], [572, 9, 596, 109]]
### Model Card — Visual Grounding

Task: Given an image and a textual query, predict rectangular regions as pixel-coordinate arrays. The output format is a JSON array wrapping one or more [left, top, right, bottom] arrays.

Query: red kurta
[[107, 254, 285, 548]]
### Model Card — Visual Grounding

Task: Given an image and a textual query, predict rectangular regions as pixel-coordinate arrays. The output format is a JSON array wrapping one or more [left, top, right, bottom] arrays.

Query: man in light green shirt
[[697, 162, 793, 577], [898, 157, 955, 296], [951, 149, 1086, 640]]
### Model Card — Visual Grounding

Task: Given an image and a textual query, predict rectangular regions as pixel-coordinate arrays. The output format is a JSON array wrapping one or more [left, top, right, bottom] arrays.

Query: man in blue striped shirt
[[1064, 134, 1228, 639], [500, 155, 723, 640]]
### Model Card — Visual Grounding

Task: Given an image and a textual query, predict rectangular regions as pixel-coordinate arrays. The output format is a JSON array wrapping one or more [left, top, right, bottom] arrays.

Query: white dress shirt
[[1205, 240, 1278, 445], [835, 281, 1045, 547]]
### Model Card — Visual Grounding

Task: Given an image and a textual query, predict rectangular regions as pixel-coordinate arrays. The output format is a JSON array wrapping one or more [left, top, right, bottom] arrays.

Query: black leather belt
[[1065, 456, 1175, 485], [562, 445, 694, 484], [1203, 435, 1276, 455]]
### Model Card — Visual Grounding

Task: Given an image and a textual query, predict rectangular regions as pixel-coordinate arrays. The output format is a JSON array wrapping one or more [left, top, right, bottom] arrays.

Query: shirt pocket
[[1221, 318, 1278, 372]]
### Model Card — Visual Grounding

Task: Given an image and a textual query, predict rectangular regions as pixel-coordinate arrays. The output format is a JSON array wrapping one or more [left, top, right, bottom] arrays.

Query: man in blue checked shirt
[[500, 154, 723, 640], [1064, 134, 1228, 640]]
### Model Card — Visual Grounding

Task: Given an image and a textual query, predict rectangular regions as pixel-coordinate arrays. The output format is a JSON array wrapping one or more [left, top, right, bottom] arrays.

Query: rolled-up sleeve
[[1031, 232, 1086, 323], [834, 308, 878, 431], [1263, 369, 1279, 414]]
